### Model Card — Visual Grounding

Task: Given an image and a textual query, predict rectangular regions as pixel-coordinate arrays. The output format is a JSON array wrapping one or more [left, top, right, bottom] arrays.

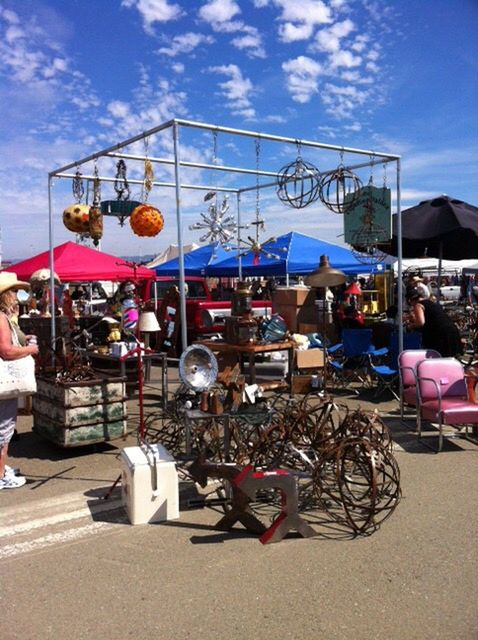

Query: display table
[[196, 339, 294, 388], [86, 350, 168, 405]]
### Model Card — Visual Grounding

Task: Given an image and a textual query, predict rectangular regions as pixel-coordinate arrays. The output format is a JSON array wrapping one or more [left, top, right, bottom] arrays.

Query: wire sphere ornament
[[189, 195, 237, 245], [276, 156, 321, 209], [319, 166, 363, 214], [350, 224, 388, 265], [313, 436, 401, 536]]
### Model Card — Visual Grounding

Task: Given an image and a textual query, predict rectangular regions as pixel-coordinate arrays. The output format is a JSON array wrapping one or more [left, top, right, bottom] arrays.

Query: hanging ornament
[[101, 159, 140, 226], [89, 165, 103, 246], [143, 159, 154, 201], [63, 204, 90, 234], [72, 169, 85, 203], [189, 195, 237, 245], [319, 153, 363, 213], [130, 204, 164, 237], [276, 156, 321, 208]]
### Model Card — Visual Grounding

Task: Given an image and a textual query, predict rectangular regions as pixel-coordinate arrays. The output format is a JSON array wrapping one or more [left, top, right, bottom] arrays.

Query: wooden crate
[[32, 375, 127, 447]]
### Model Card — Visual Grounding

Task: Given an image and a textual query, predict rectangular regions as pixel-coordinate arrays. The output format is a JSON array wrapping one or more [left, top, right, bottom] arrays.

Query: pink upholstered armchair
[[416, 358, 478, 452], [398, 349, 441, 422]]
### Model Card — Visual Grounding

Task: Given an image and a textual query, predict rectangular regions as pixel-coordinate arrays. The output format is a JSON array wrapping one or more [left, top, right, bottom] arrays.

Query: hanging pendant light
[[305, 255, 347, 288]]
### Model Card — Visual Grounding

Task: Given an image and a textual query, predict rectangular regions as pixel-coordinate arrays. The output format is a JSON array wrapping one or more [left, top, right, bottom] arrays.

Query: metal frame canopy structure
[[48, 118, 403, 352]]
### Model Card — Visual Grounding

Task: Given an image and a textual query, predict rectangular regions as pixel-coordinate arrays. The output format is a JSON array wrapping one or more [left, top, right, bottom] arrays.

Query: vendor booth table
[[197, 339, 294, 389], [87, 350, 168, 404]]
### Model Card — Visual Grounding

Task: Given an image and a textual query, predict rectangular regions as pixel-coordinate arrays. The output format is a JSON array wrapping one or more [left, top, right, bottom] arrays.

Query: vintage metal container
[[32, 375, 127, 447], [224, 315, 258, 344], [231, 280, 253, 316]]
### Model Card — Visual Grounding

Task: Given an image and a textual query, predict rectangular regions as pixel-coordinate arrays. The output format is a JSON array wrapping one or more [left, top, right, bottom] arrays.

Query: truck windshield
[[154, 280, 207, 299]]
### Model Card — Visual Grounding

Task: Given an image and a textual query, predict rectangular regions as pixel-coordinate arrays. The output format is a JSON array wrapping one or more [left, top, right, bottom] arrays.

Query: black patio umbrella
[[384, 195, 478, 260]]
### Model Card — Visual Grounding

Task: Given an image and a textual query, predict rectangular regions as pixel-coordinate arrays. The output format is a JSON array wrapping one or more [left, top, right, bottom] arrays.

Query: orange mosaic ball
[[63, 204, 90, 233], [130, 204, 164, 237]]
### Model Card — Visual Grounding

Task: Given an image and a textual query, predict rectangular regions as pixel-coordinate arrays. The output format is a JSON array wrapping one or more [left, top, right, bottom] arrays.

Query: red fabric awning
[[8, 242, 155, 282]]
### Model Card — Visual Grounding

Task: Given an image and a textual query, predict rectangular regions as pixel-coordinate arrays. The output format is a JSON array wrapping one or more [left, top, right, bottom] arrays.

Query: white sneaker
[[4, 465, 20, 477], [0, 473, 26, 489]]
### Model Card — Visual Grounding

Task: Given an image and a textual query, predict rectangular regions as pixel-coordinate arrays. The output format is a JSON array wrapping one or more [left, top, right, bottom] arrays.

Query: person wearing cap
[[409, 275, 430, 300], [405, 286, 462, 357], [0, 272, 39, 490]]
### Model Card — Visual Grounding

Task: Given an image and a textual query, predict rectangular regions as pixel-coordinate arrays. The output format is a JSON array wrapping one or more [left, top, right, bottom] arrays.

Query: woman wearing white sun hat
[[0, 272, 39, 490]]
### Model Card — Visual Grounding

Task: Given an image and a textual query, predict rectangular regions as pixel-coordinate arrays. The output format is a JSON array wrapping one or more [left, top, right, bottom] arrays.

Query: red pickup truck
[[143, 276, 271, 344]]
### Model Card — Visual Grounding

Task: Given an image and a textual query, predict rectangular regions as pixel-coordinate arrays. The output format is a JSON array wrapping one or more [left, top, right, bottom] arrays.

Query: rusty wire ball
[[276, 157, 322, 209], [313, 436, 401, 536], [319, 166, 363, 214]]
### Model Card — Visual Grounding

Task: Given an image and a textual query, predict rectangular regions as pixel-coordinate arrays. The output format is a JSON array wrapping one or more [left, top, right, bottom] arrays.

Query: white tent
[[146, 243, 198, 269], [393, 257, 478, 275]]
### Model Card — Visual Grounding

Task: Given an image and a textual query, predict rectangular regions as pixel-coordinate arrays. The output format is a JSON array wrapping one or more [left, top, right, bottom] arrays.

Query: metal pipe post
[[173, 122, 188, 352], [396, 158, 403, 353], [236, 192, 242, 280], [47, 177, 56, 365]]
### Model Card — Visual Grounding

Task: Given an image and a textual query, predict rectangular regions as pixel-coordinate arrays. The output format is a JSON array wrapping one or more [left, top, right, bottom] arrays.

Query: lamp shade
[[305, 255, 346, 288], [138, 311, 161, 332], [344, 281, 362, 296]]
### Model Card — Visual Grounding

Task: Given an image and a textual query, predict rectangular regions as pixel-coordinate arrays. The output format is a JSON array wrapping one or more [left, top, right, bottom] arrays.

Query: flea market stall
[[44, 120, 409, 540]]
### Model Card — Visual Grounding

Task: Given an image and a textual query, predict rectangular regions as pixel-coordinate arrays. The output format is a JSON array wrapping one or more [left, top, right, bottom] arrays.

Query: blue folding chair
[[369, 331, 422, 400], [328, 329, 388, 392]]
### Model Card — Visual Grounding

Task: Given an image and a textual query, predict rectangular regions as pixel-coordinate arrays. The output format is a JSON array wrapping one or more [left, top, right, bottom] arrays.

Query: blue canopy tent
[[206, 231, 381, 277], [154, 242, 232, 276]]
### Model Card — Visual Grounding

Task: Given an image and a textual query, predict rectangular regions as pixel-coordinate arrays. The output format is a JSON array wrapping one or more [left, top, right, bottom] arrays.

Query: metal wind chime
[[235, 138, 285, 264]]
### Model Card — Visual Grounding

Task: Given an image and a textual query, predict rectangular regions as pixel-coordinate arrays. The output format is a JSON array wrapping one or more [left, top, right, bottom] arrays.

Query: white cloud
[[208, 63, 256, 118], [278, 22, 314, 42], [321, 82, 368, 118], [171, 62, 185, 73], [270, 0, 333, 42], [264, 114, 287, 123], [157, 32, 214, 57], [0, 6, 99, 113], [343, 121, 362, 132], [365, 61, 379, 73], [198, 1, 265, 57], [328, 49, 361, 69], [313, 19, 355, 52], [282, 56, 322, 103], [231, 28, 265, 58], [351, 34, 369, 52], [121, 0, 182, 34], [198, 0, 241, 28]]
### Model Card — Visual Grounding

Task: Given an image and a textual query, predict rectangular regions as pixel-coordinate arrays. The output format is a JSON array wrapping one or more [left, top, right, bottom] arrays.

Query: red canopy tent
[[8, 242, 154, 282]]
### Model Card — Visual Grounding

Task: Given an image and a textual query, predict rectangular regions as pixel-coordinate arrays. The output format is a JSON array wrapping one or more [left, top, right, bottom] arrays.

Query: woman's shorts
[[0, 399, 18, 445]]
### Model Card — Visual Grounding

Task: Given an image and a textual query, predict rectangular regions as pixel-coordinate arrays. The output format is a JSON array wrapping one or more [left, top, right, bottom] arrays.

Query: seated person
[[340, 304, 365, 330]]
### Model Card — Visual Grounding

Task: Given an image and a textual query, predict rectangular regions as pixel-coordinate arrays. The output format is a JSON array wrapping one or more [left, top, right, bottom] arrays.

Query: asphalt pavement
[[1, 364, 477, 640]]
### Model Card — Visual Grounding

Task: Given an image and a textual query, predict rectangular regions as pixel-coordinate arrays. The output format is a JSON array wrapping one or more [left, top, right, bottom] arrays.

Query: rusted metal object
[[188, 459, 266, 535], [313, 435, 401, 536], [144, 391, 401, 538], [235, 465, 316, 544]]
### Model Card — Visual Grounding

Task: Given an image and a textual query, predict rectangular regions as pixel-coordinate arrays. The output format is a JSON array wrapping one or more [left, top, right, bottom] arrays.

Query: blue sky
[[0, 0, 477, 261]]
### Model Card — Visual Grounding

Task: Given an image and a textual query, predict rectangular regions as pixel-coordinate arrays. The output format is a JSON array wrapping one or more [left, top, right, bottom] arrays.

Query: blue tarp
[[205, 231, 380, 276], [154, 242, 233, 276]]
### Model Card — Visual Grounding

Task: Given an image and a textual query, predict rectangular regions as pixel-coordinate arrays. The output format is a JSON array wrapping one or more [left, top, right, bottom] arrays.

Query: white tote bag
[[0, 319, 37, 400]]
